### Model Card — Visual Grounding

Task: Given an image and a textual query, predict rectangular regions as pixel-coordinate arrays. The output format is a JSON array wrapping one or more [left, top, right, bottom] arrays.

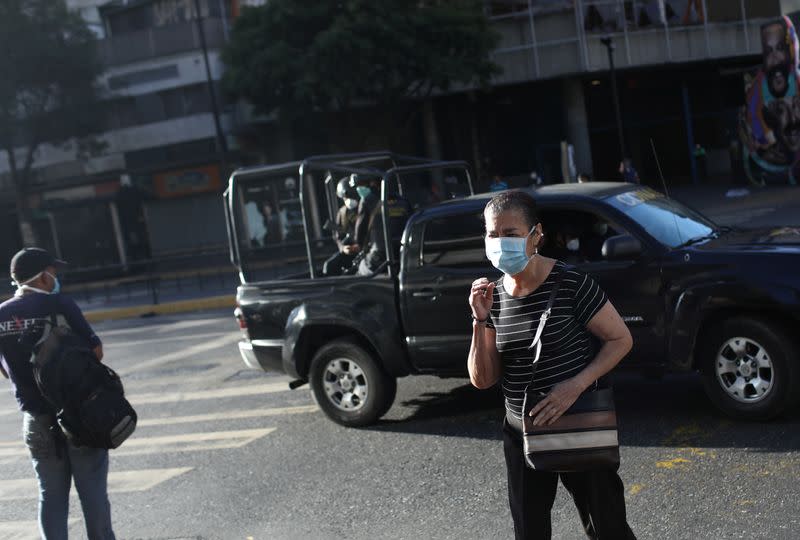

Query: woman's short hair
[[484, 190, 539, 229]]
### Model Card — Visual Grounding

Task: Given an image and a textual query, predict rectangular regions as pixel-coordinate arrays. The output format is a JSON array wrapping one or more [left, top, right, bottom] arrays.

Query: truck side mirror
[[602, 234, 642, 260]]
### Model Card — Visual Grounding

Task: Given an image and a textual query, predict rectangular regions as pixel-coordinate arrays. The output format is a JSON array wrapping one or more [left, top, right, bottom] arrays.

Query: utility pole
[[194, 0, 228, 173], [600, 36, 627, 161]]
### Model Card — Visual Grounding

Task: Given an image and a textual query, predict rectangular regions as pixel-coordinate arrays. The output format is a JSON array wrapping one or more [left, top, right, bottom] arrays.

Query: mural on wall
[[741, 16, 800, 186]]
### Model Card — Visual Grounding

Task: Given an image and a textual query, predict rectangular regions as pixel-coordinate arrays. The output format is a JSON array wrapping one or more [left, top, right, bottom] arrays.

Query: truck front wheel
[[309, 339, 397, 427], [699, 317, 798, 420]]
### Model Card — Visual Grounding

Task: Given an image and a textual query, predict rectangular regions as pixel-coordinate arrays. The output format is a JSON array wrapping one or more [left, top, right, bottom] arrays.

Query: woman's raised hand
[[469, 278, 495, 321]]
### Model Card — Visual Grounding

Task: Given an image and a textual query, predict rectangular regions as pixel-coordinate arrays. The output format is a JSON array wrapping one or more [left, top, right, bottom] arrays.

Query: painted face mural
[[741, 16, 800, 185]]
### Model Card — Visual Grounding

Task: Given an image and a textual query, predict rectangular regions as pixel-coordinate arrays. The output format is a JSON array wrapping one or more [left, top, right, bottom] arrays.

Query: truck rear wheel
[[309, 339, 397, 427], [699, 317, 798, 421]]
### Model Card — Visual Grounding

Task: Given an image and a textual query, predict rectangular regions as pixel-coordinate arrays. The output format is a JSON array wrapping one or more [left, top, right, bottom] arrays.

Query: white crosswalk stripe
[[139, 404, 318, 427], [0, 468, 193, 501], [127, 381, 290, 405], [112, 333, 242, 376], [0, 519, 80, 539], [0, 427, 277, 462], [0, 317, 318, 537]]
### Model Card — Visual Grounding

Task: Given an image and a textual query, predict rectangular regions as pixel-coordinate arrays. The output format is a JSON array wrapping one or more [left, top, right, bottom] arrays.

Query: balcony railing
[[96, 18, 226, 67], [487, 0, 778, 84]]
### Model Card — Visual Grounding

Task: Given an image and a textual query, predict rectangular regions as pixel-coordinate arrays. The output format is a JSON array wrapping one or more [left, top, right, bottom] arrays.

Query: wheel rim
[[321, 357, 369, 412], [715, 336, 774, 404]]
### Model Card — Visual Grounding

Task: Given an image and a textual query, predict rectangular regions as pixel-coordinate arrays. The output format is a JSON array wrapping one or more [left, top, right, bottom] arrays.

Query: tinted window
[[538, 208, 626, 263], [421, 212, 486, 268]]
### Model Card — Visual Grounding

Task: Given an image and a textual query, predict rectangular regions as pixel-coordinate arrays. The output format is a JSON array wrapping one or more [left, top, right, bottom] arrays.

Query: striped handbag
[[520, 271, 620, 472]]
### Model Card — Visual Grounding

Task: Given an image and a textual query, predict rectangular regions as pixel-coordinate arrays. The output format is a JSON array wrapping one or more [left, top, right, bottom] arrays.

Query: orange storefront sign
[[153, 165, 221, 198]]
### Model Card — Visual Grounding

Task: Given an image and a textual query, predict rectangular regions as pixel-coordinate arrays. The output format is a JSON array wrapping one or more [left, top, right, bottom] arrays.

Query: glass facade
[[487, 0, 781, 82]]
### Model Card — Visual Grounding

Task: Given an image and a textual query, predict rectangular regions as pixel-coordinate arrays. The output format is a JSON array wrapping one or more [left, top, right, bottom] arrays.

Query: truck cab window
[[421, 212, 486, 269]]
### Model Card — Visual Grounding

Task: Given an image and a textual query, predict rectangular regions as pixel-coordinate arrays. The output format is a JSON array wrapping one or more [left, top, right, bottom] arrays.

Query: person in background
[[549, 227, 586, 265], [245, 200, 267, 247], [350, 174, 386, 275], [490, 175, 510, 192], [323, 177, 360, 276], [619, 158, 641, 184], [0, 248, 115, 539], [693, 143, 709, 180]]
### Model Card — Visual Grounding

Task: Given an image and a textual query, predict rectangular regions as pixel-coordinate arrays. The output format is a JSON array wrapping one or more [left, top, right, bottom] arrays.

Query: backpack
[[30, 314, 137, 449]]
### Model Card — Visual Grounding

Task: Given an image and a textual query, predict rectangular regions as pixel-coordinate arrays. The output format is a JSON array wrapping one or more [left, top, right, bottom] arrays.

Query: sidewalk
[[0, 259, 308, 323], [77, 259, 312, 322]]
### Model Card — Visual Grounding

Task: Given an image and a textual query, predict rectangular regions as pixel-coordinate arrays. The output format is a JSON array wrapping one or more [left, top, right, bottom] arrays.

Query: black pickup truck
[[225, 154, 800, 425]]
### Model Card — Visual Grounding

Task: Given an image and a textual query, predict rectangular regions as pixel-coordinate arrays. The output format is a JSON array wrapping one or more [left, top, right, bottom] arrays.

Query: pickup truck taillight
[[234, 306, 249, 336]]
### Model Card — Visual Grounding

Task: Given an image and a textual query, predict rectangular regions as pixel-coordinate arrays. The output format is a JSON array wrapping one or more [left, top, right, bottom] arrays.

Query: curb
[[84, 294, 236, 323]]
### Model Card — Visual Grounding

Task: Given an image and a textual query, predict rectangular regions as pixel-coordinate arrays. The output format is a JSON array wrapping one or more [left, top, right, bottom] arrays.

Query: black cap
[[10, 248, 67, 285], [336, 176, 357, 200]]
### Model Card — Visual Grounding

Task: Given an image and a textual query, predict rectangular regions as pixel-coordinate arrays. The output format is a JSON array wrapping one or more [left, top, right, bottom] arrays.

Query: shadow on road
[[613, 371, 800, 452], [367, 371, 800, 451], [367, 383, 504, 440]]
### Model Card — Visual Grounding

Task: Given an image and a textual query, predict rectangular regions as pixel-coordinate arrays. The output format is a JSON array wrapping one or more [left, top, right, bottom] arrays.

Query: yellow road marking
[[656, 457, 691, 469], [84, 295, 235, 324]]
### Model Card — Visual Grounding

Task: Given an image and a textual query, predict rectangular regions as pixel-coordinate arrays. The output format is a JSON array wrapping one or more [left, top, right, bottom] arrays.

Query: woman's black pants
[[503, 420, 636, 540]]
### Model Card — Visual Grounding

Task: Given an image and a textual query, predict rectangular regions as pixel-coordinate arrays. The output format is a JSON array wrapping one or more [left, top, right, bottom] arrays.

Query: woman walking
[[467, 191, 636, 540]]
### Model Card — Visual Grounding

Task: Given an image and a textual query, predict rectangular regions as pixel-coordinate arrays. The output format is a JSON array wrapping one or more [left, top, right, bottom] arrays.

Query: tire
[[699, 317, 798, 421], [309, 339, 397, 427]]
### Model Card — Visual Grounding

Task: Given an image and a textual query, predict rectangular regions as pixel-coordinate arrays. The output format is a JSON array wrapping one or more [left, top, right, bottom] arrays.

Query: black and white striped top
[[486, 262, 608, 419]]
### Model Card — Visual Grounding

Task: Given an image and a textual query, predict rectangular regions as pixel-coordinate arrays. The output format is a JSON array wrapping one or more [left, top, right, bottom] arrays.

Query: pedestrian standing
[[467, 191, 636, 540], [0, 248, 115, 540], [694, 143, 708, 180], [619, 158, 641, 184], [490, 175, 510, 192]]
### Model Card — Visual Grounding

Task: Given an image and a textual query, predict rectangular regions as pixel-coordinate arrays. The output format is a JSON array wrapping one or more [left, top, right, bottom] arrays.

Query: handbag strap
[[528, 266, 567, 385]]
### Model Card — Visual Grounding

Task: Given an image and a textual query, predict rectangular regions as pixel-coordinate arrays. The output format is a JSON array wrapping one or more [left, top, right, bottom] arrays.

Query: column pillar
[[563, 77, 594, 177]]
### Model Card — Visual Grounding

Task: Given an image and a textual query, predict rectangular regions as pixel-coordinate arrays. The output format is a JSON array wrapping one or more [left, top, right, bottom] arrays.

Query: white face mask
[[566, 238, 580, 252], [485, 226, 537, 276], [345, 198, 358, 210]]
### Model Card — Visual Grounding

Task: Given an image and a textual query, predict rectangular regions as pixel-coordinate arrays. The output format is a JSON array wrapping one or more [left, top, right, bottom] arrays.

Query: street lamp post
[[600, 36, 627, 161], [193, 0, 228, 173]]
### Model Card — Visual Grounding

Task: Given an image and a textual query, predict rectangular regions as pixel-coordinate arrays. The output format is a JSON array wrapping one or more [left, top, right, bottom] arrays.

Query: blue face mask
[[45, 272, 61, 295], [356, 186, 372, 200], [485, 226, 536, 276]]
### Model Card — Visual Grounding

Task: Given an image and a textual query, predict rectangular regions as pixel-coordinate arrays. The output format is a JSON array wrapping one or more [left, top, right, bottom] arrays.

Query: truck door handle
[[412, 289, 439, 299]]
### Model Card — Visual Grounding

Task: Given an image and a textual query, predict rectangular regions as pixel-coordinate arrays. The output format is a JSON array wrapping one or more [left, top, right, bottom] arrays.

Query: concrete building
[[0, 0, 242, 271], [2, 0, 799, 272], [436, 0, 800, 189]]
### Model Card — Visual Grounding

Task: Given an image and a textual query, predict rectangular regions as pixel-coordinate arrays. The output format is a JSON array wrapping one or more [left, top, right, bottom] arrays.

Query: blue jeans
[[23, 413, 115, 540]]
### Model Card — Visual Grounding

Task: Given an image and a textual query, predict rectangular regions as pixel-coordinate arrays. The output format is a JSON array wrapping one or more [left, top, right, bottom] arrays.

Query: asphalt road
[[1, 310, 799, 540]]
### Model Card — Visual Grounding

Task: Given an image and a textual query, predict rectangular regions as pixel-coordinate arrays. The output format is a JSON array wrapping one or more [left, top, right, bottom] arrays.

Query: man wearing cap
[[0, 248, 115, 539]]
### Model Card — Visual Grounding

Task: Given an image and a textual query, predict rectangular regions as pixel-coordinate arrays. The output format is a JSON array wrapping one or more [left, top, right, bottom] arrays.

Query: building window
[[584, 1, 710, 32], [108, 84, 215, 129]]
